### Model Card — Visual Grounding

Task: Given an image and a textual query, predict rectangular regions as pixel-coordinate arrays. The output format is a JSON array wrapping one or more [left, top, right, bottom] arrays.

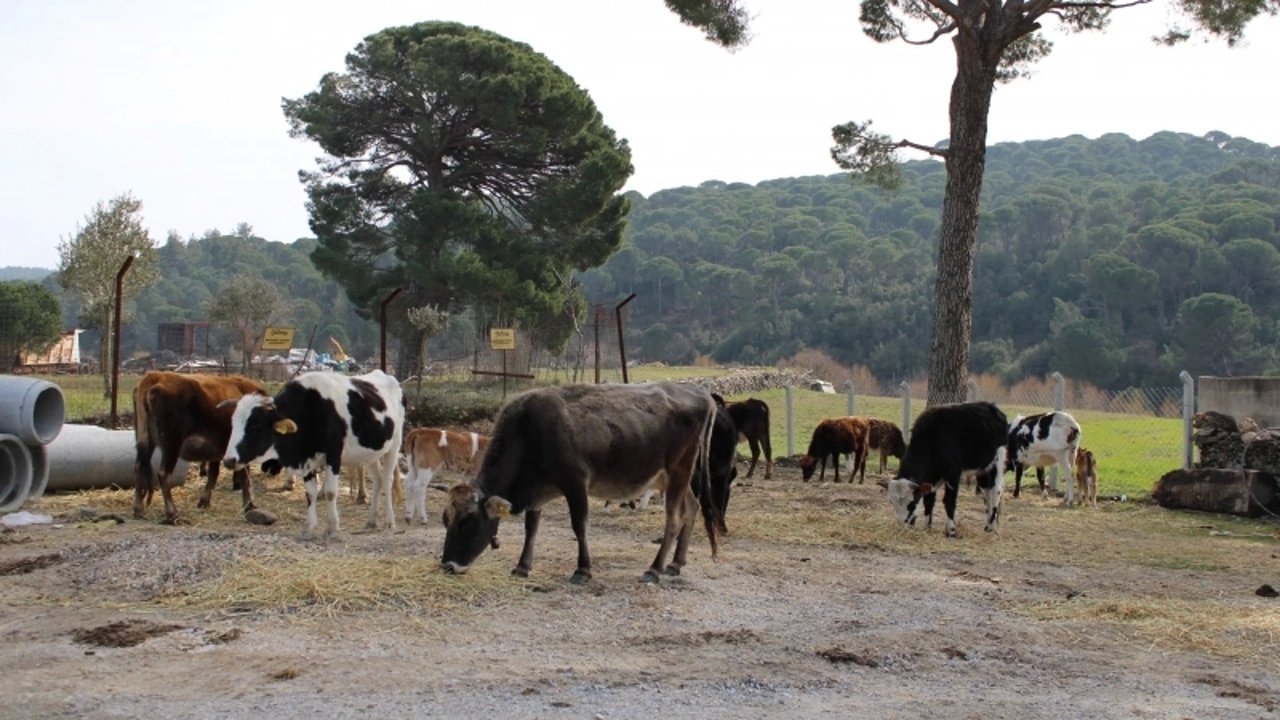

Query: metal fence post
[[899, 381, 911, 444], [845, 381, 855, 417], [785, 384, 795, 457], [1180, 370, 1195, 470]]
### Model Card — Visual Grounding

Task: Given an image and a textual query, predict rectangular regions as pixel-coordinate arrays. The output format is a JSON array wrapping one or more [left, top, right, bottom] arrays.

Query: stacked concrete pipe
[[0, 376, 64, 512]]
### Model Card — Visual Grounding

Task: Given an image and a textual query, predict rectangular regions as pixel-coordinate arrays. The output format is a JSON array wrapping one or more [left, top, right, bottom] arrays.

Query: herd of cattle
[[130, 369, 1099, 582]]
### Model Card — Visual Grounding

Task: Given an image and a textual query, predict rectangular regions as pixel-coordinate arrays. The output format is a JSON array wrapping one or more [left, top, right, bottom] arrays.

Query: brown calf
[[721, 397, 772, 479], [402, 427, 491, 524], [800, 416, 871, 483], [133, 371, 266, 523], [1074, 447, 1098, 507], [866, 418, 907, 475]]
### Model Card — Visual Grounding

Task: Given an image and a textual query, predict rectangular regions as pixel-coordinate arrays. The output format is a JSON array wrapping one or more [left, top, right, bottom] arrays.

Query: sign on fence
[[260, 327, 295, 351], [489, 328, 516, 351]]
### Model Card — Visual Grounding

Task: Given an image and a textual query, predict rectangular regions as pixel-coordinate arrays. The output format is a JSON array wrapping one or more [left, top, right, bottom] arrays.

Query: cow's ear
[[484, 496, 512, 518], [274, 418, 298, 435], [216, 399, 238, 410]]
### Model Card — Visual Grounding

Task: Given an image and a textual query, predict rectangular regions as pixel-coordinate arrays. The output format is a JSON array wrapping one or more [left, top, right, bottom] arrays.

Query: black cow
[[884, 401, 1008, 537], [702, 398, 739, 534], [221, 370, 405, 539], [719, 396, 772, 479], [440, 382, 720, 584]]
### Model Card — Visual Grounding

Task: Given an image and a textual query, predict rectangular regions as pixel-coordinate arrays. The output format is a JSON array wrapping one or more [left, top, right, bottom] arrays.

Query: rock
[[244, 508, 278, 526]]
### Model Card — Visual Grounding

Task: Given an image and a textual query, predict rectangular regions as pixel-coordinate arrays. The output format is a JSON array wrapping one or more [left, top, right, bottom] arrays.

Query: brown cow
[[866, 418, 907, 475], [799, 416, 871, 483], [133, 371, 266, 523], [1075, 447, 1098, 508], [402, 427, 491, 524]]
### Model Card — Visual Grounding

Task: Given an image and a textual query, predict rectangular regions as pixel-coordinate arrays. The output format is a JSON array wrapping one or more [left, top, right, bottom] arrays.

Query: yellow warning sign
[[489, 328, 516, 350], [260, 327, 296, 351]]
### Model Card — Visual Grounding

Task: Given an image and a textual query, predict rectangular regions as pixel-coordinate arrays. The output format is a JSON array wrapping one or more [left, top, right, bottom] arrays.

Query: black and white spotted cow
[[884, 401, 1009, 537], [1005, 411, 1083, 505], [221, 370, 405, 538]]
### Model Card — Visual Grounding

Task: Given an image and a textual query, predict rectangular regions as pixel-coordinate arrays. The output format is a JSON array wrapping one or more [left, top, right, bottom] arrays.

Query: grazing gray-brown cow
[[440, 382, 720, 584]]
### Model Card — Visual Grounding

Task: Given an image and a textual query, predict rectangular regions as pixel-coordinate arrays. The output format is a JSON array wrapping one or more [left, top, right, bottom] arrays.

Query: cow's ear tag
[[274, 419, 298, 435], [485, 496, 512, 518]]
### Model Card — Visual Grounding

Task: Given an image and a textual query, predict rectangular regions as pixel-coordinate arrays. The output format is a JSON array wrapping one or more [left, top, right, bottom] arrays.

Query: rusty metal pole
[[615, 293, 636, 384], [379, 287, 403, 373], [109, 253, 137, 428]]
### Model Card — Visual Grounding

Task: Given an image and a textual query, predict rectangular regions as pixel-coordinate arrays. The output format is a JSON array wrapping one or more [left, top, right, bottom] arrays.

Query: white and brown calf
[[1074, 447, 1098, 508], [402, 428, 490, 525]]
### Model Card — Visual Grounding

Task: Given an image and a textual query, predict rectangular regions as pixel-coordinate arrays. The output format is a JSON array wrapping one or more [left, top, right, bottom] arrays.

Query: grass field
[[35, 365, 1185, 499]]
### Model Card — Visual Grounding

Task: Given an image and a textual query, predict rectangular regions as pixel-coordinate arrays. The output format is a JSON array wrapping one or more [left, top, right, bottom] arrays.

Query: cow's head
[[886, 477, 930, 524], [220, 394, 290, 470], [440, 484, 509, 574], [799, 455, 817, 480]]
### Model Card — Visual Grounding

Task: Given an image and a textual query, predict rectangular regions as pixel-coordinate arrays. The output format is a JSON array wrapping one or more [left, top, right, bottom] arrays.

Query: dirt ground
[[2, 458, 1278, 720]]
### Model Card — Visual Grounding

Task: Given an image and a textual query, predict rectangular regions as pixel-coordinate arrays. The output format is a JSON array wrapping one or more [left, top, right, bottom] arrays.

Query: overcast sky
[[3, 0, 1278, 270]]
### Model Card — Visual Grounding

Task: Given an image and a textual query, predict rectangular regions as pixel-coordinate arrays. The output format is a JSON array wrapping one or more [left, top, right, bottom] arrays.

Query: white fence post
[[785, 384, 795, 457], [845, 381, 855, 417], [1180, 370, 1195, 470], [899, 381, 912, 443], [1051, 371, 1066, 500], [965, 378, 978, 402]]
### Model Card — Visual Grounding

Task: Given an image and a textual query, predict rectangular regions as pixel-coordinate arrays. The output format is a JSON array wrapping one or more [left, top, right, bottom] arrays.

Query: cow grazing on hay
[[132, 371, 266, 524], [800, 416, 872, 483], [884, 401, 1009, 537], [440, 382, 721, 584], [221, 370, 405, 539]]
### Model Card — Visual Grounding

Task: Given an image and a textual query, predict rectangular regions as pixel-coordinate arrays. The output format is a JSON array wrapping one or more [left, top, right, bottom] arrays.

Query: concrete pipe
[[0, 376, 66, 446], [43, 424, 187, 493], [27, 443, 49, 501], [0, 434, 34, 513]]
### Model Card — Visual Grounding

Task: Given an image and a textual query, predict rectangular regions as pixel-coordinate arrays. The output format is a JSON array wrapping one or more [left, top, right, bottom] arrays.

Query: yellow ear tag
[[485, 496, 512, 518], [273, 419, 298, 435]]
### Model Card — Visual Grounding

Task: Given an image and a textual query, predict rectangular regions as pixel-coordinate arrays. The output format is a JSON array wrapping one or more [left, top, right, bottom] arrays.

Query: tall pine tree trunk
[[927, 32, 997, 406]]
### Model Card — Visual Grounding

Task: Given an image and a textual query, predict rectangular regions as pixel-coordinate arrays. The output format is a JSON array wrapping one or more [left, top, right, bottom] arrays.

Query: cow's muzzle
[[441, 561, 470, 575]]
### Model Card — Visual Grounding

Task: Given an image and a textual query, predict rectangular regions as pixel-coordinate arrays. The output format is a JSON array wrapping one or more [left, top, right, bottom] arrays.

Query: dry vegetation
[[3, 459, 1279, 718]]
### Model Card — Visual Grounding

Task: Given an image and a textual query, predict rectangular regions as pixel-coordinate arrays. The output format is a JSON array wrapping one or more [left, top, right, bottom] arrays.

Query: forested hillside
[[7, 131, 1278, 388], [579, 131, 1280, 389]]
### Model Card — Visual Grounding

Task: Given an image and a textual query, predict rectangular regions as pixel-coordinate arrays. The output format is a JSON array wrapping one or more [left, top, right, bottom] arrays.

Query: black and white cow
[[221, 370, 405, 538], [1005, 411, 1083, 505], [884, 401, 1009, 537], [440, 382, 720, 584]]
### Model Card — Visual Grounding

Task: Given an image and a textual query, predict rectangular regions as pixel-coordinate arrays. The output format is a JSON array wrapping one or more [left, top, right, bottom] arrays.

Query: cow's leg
[[666, 489, 698, 577], [564, 486, 594, 584], [716, 471, 733, 534], [237, 467, 255, 512], [921, 489, 937, 530], [514, 508, 542, 579], [744, 438, 760, 478], [133, 443, 155, 519], [1035, 466, 1047, 498], [157, 456, 186, 525], [368, 455, 397, 532], [761, 434, 773, 479], [646, 467, 696, 583], [1013, 463, 1025, 498], [196, 458, 219, 510], [982, 472, 1004, 533], [302, 473, 320, 539], [355, 467, 368, 505], [321, 469, 341, 538], [1061, 451, 1076, 507], [943, 477, 960, 537]]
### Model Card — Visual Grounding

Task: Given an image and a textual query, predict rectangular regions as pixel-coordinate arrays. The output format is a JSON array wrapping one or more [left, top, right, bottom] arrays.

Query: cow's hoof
[[570, 570, 591, 585], [664, 564, 682, 577], [196, 498, 210, 510], [640, 569, 661, 584], [512, 566, 530, 579], [490, 538, 501, 550], [161, 515, 180, 526]]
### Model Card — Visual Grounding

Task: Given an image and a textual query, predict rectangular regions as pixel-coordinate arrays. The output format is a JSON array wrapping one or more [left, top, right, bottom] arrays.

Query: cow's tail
[[694, 395, 721, 559]]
